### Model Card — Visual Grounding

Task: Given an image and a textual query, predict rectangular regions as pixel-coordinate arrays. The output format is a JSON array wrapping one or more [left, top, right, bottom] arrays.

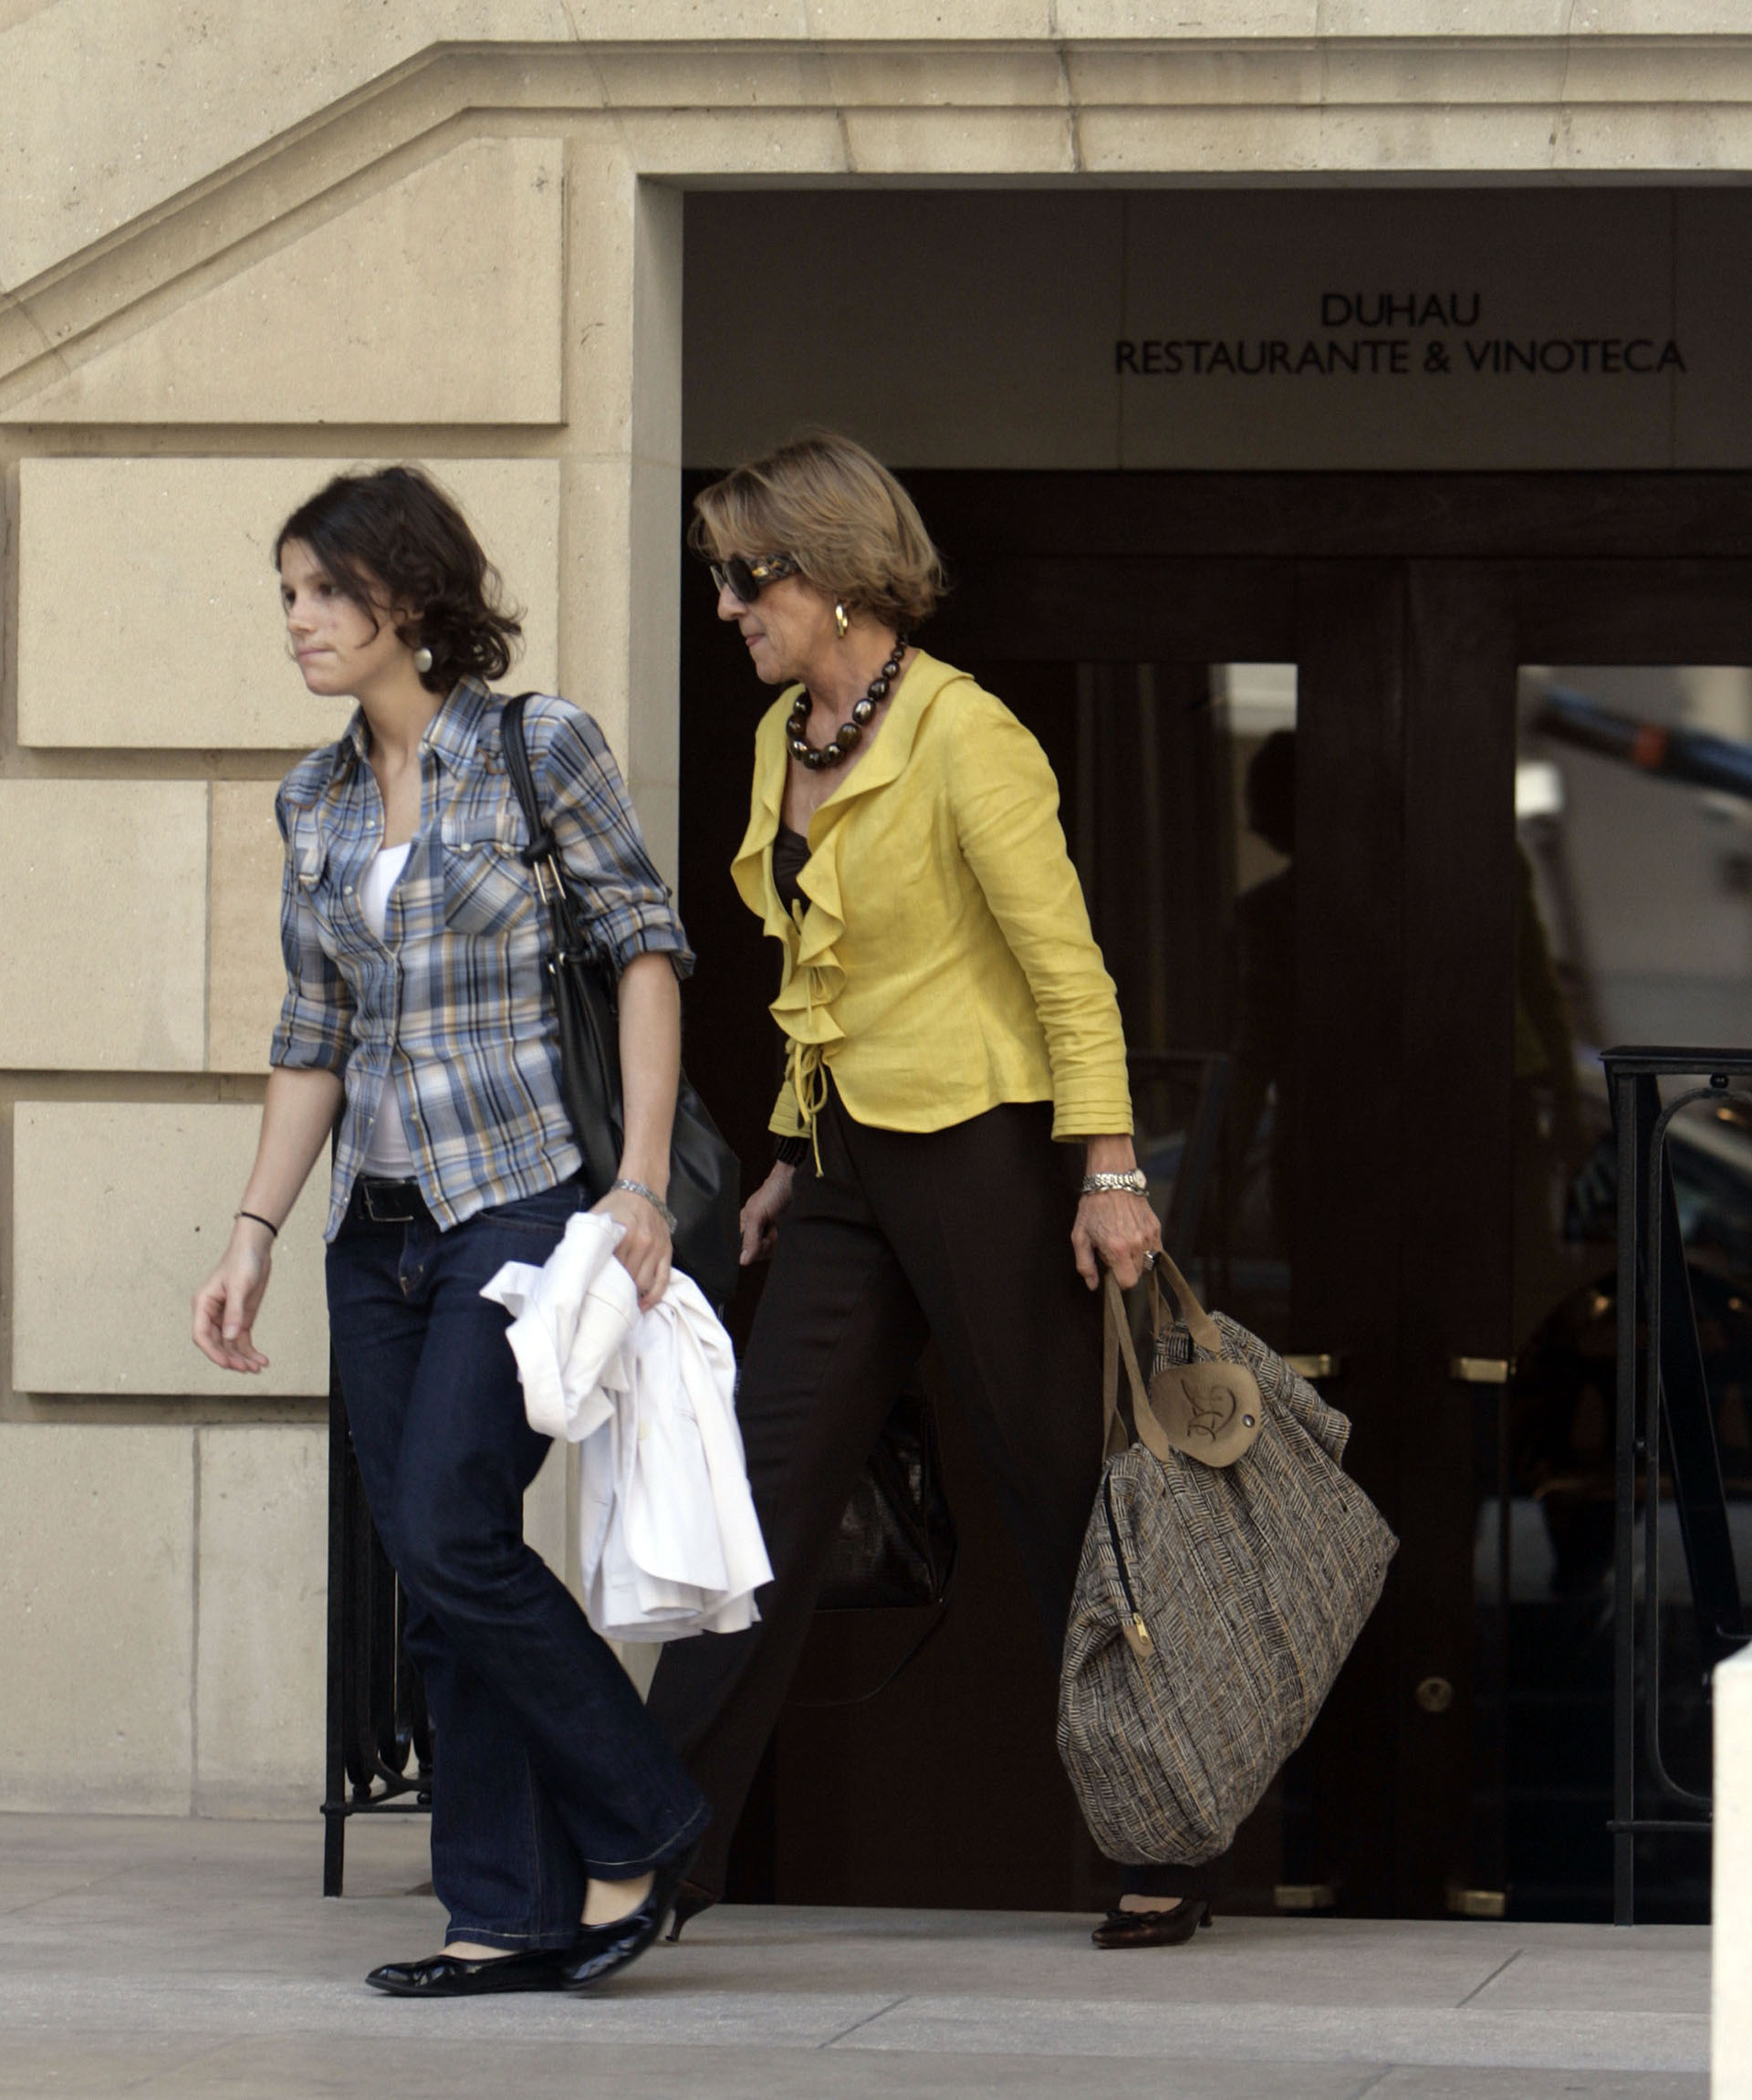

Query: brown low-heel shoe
[[1090, 1896, 1210, 1949]]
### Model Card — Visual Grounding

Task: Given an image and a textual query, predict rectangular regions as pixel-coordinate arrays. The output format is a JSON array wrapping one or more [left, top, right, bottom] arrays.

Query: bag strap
[[1102, 1272, 1176, 1468], [498, 694, 548, 852], [1146, 1249, 1225, 1357], [1102, 1250, 1229, 1465], [500, 694, 587, 944]]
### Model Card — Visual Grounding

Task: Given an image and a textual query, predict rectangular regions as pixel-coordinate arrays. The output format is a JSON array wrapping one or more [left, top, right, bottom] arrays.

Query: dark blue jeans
[[326, 1175, 709, 1950]]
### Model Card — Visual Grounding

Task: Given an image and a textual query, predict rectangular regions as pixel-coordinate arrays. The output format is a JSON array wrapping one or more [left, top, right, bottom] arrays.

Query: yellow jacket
[[733, 651, 1132, 1146]]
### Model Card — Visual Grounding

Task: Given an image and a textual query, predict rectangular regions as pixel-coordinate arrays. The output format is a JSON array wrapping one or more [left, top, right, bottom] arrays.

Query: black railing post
[[321, 1353, 352, 1897], [1650, 1129, 1747, 1671], [1611, 1064, 1642, 1928], [320, 1342, 433, 1896], [1603, 1047, 1752, 1928]]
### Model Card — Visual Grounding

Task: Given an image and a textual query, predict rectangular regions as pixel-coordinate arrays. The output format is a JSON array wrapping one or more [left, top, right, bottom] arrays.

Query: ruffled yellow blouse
[[732, 651, 1133, 1149]]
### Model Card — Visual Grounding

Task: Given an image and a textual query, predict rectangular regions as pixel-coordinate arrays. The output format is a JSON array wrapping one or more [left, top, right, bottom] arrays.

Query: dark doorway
[[677, 471, 1752, 1921]]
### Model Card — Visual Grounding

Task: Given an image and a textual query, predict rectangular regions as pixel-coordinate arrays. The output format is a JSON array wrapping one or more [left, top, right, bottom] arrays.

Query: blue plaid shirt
[[271, 678, 694, 1240]]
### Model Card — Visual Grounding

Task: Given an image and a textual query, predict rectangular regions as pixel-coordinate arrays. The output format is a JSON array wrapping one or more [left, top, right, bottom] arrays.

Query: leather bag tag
[[1103, 1256, 1263, 1469], [1146, 1255, 1262, 1468]]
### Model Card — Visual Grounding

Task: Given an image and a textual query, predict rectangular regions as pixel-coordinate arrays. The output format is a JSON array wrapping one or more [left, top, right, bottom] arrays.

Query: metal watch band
[[1080, 1169, 1149, 1196]]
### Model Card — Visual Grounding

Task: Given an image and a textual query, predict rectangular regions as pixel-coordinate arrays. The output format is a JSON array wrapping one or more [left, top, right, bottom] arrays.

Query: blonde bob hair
[[689, 432, 946, 631]]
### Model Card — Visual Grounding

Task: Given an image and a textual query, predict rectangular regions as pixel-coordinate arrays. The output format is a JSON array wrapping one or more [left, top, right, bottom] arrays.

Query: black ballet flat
[[365, 1946, 572, 1996], [663, 1878, 720, 1944], [1090, 1896, 1212, 1949], [561, 1853, 696, 1990]]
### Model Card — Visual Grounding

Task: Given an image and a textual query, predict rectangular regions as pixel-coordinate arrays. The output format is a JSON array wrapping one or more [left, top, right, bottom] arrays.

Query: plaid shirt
[[272, 678, 693, 1240]]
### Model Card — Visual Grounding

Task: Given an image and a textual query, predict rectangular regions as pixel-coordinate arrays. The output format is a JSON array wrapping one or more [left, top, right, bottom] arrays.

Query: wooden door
[[676, 470, 1752, 1918]]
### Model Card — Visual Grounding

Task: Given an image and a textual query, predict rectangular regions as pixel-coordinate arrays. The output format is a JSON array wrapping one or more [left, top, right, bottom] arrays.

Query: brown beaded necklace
[[786, 637, 910, 770]]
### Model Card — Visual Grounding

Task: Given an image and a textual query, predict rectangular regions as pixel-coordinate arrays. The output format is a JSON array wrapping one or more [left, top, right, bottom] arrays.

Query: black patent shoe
[[365, 1946, 572, 1996], [1090, 1896, 1212, 1949], [561, 1854, 695, 1990], [663, 1878, 719, 1944]]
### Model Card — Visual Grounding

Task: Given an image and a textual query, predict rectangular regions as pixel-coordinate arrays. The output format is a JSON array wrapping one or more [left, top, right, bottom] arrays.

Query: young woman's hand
[[594, 1186, 673, 1311], [190, 1069, 339, 1373], [192, 1219, 276, 1372], [740, 1163, 796, 1265]]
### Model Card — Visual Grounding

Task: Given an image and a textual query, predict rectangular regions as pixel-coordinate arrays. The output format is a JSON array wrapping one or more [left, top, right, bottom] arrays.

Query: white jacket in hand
[[479, 1211, 772, 1642]]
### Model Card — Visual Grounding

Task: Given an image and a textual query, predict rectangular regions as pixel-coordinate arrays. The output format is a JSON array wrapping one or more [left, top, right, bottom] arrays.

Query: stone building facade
[[2, 5, 1749, 1846]]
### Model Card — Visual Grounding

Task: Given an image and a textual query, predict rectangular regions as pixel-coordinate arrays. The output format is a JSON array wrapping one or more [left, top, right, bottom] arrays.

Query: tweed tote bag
[[1057, 1256, 1397, 1865]]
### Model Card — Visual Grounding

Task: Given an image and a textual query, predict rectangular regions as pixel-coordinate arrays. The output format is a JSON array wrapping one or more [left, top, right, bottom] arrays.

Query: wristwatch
[[1080, 1169, 1149, 1196]]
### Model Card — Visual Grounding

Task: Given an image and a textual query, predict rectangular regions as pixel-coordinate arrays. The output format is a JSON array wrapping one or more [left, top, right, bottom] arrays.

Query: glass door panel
[[1497, 663, 1752, 1921]]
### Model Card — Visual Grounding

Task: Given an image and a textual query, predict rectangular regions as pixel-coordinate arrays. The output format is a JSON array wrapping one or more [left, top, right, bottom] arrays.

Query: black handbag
[[793, 1364, 959, 1708], [500, 695, 742, 1311], [817, 1369, 958, 1612]]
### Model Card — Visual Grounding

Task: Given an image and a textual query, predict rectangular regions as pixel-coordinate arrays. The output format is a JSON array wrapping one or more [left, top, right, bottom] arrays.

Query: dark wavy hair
[[274, 465, 523, 694]]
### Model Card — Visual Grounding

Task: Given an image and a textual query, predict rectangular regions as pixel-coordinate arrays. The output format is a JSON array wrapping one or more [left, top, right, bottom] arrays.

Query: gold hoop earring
[[834, 601, 850, 641]]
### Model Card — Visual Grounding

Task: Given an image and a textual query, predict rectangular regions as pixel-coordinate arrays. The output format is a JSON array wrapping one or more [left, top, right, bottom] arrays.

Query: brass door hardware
[[1447, 1887, 1507, 1920], [1285, 1353, 1344, 1381], [1449, 1356, 1514, 1384], [1273, 1883, 1338, 1912]]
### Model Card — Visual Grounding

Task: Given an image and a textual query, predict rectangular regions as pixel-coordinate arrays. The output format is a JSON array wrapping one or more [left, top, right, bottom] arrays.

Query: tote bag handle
[[1103, 1257, 1265, 1471], [1102, 1271, 1179, 1466], [1145, 1249, 1225, 1356]]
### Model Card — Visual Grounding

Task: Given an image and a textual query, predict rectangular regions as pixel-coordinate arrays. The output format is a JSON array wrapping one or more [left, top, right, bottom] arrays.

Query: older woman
[[647, 433, 1215, 1949]]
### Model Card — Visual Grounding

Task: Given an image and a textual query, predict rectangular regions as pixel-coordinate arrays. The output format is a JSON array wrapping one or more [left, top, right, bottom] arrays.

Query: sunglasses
[[708, 552, 800, 602]]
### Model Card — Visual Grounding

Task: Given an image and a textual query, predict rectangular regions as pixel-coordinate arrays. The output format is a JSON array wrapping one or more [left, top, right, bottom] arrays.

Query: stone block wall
[[5, 0, 1752, 1825], [0, 105, 598, 1819]]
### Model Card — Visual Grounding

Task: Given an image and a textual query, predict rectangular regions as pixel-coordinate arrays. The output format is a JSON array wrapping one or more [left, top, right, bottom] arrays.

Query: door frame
[[679, 468, 1752, 1917]]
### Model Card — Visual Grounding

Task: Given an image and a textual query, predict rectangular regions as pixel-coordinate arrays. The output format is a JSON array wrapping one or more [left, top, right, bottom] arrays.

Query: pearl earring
[[413, 646, 434, 674], [833, 601, 850, 641]]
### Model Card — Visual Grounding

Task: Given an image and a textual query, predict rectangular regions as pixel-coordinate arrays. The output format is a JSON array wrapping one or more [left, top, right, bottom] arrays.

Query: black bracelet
[[235, 1209, 279, 1239], [773, 1134, 809, 1167]]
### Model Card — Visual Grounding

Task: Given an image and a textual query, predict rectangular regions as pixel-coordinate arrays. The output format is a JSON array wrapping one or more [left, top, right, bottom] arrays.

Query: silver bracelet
[[610, 1177, 677, 1232], [1080, 1169, 1149, 1196]]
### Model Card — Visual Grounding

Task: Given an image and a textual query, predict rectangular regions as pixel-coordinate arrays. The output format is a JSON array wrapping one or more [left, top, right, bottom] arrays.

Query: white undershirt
[[357, 842, 417, 1177]]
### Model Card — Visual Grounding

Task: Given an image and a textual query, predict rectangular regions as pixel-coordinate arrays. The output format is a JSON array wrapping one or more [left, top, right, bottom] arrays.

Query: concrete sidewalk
[[0, 1813, 1710, 2098]]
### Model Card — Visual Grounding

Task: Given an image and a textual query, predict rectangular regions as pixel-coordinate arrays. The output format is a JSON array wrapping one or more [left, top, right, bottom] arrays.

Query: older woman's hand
[[1072, 1189, 1163, 1291], [740, 1162, 797, 1266]]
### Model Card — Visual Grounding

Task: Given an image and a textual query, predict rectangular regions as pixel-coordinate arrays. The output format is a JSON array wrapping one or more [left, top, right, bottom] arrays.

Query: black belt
[[351, 1176, 427, 1225]]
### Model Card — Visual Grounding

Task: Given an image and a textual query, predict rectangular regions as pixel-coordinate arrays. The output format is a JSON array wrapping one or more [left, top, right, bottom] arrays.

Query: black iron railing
[[321, 1357, 431, 1897], [1604, 1048, 1752, 1926]]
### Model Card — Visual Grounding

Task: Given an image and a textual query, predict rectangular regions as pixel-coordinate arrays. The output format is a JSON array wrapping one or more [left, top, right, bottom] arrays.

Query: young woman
[[647, 433, 1223, 1949], [192, 465, 706, 1995]]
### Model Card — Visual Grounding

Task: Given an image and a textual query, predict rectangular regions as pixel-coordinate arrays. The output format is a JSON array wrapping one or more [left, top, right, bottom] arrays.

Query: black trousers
[[646, 1087, 1212, 1903]]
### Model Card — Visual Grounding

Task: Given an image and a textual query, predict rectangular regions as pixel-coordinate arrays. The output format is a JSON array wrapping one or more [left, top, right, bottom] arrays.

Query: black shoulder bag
[[793, 1362, 959, 1708], [499, 695, 742, 1311]]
